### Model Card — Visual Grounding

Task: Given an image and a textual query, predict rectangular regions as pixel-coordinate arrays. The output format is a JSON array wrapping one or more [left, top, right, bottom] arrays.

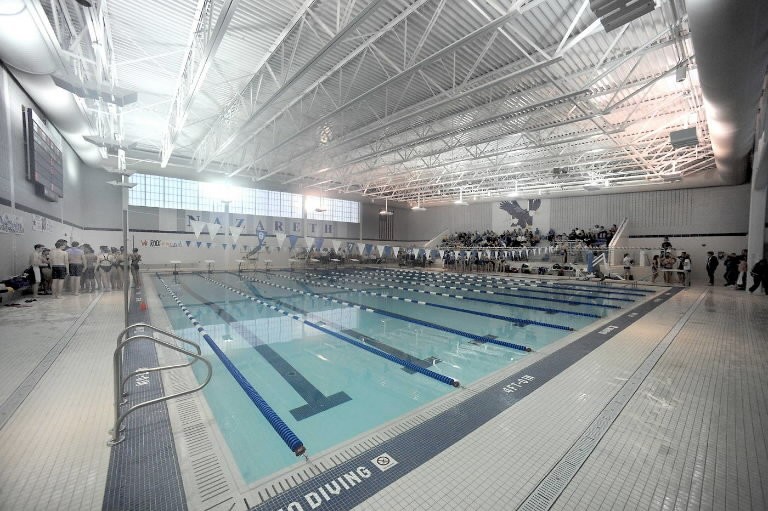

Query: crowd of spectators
[[547, 224, 617, 245], [441, 228, 541, 248]]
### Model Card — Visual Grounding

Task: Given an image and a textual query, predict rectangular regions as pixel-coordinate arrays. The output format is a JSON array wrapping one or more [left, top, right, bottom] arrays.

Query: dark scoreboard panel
[[23, 107, 64, 202]]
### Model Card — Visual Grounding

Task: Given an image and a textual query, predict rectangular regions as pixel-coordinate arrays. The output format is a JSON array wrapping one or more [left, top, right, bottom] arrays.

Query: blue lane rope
[[304, 271, 599, 319], [285, 271, 574, 331], [318, 269, 622, 309], [358, 268, 651, 297], [156, 275, 306, 456], [359, 267, 649, 296], [197, 274, 461, 388], [237, 273, 532, 353], [403, 267, 656, 294], [341, 268, 636, 302]]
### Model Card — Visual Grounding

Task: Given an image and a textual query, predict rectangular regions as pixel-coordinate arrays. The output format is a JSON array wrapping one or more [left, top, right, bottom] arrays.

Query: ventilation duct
[[0, 0, 104, 168], [687, 0, 768, 185]]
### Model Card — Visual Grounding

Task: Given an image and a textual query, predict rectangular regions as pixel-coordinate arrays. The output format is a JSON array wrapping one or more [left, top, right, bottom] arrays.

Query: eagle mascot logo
[[499, 199, 541, 229]]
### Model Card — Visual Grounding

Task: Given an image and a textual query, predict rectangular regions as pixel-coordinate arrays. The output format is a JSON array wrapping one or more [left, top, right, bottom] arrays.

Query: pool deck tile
[[0, 272, 765, 511]]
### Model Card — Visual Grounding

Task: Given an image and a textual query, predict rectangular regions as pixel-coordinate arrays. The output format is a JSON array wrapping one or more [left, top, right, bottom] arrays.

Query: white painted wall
[[0, 66, 118, 278], [548, 185, 750, 235]]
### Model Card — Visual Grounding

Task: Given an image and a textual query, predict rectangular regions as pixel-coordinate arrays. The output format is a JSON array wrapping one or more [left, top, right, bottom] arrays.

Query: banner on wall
[[357, 243, 365, 255], [0, 213, 24, 234], [275, 232, 286, 248], [207, 222, 221, 240], [377, 245, 385, 256], [31, 214, 54, 232], [229, 225, 243, 244], [288, 235, 298, 249], [257, 230, 267, 247], [305, 236, 315, 250], [191, 220, 205, 239]]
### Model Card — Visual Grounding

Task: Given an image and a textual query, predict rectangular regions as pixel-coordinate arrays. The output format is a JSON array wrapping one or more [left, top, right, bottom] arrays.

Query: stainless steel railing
[[109, 323, 212, 445]]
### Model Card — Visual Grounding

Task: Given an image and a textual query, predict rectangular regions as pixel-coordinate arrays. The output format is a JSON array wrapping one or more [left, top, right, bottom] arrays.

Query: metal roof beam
[[160, 0, 242, 167]]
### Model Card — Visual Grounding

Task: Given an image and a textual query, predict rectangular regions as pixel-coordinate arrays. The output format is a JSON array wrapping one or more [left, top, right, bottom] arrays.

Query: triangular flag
[[196, 241, 202, 248], [288, 235, 298, 249], [229, 225, 243, 244], [357, 243, 366, 255], [365, 243, 372, 255], [185, 240, 191, 247], [377, 245, 385, 256], [438, 250, 445, 259], [232, 244, 237, 250], [305, 236, 315, 250], [257, 230, 267, 247], [331, 239, 342, 252], [315, 237, 325, 250], [276, 232, 286, 248], [207, 222, 221, 240], [191, 220, 205, 239], [393, 246, 400, 257], [206, 242, 212, 248]]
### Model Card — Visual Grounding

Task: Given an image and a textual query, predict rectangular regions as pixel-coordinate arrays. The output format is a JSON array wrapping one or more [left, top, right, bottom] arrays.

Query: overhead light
[[590, 0, 656, 33], [670, 127, 698, 148], [75, 0, 93, 6], [379, 198, 394, 216], [676, 66, 687, 83], [454, 190, 468, 206], [661, 171, 683, 182]]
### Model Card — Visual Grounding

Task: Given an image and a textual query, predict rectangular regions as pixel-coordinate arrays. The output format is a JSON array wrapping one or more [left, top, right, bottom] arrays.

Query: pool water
[[154, 268, 651, 484]]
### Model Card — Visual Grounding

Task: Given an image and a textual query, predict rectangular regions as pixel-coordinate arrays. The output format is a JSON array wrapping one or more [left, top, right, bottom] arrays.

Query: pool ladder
[[109, 322, 212, 446]]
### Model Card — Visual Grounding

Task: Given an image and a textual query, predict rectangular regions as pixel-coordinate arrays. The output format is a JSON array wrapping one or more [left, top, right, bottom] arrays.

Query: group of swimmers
[[28, 241, 142, 299]]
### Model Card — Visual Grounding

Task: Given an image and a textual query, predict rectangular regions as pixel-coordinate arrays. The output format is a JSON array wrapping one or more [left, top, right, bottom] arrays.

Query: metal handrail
[[109, 325, 212, 446], [117, 322, 201, 354]]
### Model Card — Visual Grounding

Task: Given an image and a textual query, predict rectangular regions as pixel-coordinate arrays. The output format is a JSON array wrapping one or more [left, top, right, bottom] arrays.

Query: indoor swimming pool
[[154, 269, 656, 484]]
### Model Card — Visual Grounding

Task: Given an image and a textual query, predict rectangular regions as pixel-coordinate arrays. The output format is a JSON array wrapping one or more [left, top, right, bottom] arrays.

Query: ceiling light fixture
[[454, 190, 468, 206]]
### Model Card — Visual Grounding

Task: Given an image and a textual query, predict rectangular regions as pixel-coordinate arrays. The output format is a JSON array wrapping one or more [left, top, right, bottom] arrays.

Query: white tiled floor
[[0, 280, 766, 511]]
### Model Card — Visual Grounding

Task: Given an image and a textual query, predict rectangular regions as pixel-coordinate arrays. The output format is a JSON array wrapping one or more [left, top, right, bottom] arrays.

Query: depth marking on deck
[[250, 288, 680, 511]]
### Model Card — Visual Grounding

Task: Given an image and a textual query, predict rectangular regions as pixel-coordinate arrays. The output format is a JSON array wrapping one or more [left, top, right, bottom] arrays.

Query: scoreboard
[[23, 107, 63, 202]]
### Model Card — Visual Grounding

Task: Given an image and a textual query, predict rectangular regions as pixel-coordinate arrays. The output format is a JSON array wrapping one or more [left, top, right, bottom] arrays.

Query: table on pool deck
[[170, 260, 181, 275], [204, 260, 216, 273]]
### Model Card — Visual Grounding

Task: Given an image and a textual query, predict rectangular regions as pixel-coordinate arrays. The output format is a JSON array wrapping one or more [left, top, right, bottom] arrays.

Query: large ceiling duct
[[687, 0, 768, 185], [0, 0, 104, 168], [0, 0, 62, 74]]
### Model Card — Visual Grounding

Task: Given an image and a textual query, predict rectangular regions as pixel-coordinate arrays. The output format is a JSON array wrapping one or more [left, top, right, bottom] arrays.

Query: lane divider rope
[[237, 272, 532, 353], [196, 274, 461, 388], [338, 268, 638, 302], [356, 267, 651, 297], [274, 271, 574, 331], [156, 275, 306, 456], [317, 269, 622, 309], [364, 269, 657, 296], [302, 271, 598, 320]]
